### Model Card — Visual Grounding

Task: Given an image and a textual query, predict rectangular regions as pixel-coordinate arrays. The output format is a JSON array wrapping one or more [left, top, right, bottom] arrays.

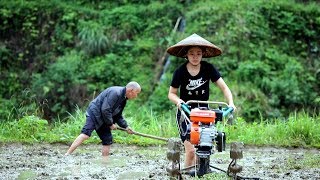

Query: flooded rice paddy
[[0, 143, 319, 179]]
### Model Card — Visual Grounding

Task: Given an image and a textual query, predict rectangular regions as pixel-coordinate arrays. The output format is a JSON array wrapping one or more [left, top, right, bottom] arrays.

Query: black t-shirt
[[170, 61, 221, 103]]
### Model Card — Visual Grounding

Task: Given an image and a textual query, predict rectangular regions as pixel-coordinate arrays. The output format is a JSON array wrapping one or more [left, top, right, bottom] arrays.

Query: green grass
[[111, 107, 179, 146], [225, 112, 320, 148], [0, 107, 319, 149]]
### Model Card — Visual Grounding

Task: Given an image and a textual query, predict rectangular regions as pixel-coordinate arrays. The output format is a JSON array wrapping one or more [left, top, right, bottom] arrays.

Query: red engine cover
[[190, 108, 216, 123]]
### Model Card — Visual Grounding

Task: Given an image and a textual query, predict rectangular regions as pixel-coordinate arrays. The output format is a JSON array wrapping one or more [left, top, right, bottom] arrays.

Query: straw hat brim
[[166, 33, 222, 58]]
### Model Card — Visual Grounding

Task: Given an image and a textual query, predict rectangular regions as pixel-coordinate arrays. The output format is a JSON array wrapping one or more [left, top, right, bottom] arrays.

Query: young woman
[[167, 33, 236, 168]]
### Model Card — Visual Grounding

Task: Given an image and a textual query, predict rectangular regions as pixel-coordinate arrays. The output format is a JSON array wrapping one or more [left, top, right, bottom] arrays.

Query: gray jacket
[[87, 86, 128, 130]]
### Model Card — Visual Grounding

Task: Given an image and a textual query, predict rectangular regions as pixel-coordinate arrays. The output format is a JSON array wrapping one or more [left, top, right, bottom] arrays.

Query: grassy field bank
[[0, 107, 319, 149]]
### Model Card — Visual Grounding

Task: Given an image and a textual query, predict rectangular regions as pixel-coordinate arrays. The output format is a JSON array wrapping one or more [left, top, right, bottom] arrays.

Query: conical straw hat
[[166, 33, 222, 58]]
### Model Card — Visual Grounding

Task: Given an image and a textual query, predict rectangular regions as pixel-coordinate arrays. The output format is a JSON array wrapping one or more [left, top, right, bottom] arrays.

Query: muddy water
[[0, 143, 319, 180]]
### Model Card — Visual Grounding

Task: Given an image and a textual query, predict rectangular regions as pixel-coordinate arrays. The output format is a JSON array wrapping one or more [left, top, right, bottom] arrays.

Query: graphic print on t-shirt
[[186, 78, 207, 95]]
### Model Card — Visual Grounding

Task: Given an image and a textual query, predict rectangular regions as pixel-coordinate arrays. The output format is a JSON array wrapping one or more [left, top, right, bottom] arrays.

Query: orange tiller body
[[189, 109, 216, 145]]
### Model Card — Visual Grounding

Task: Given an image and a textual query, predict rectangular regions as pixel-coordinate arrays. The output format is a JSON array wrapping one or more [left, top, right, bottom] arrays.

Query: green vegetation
[[0, 0, 319, 147], [0, 107, 319, 148], [225, 112, 320, 148]]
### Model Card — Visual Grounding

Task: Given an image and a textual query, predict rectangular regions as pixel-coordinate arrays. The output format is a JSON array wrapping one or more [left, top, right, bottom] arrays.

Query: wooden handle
[[117, 127, 168, 142]]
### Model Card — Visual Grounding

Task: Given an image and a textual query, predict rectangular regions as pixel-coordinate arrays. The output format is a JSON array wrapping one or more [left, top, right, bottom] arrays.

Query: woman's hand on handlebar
[[176, 99, 185, 110], [228, 103, 236, 111]]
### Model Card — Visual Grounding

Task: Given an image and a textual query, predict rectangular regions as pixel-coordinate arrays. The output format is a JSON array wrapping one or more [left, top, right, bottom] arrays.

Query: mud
[[0, 143, 319, 180]]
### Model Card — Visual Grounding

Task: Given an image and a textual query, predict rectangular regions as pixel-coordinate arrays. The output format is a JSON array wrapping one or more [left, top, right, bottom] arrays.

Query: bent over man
[[65, 81, 141, 156]]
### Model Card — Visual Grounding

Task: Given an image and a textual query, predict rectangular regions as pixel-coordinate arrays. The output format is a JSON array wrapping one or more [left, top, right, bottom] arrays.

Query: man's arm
[[114, 114, 128, 128], [101, 91, 119, 126], [101, 99, 114, 126]]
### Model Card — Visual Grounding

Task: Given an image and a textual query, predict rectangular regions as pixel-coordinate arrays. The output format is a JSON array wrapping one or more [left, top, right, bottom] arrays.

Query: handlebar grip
[[181, 103, 191, 115], [223, 107, 234, 117]]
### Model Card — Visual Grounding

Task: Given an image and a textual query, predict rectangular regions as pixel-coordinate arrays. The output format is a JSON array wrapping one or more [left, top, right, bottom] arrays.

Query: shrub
[[9, 115, 48, 142]]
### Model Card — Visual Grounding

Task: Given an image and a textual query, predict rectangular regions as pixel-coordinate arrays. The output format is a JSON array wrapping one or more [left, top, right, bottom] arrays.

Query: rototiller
[[118, 100, 245, 179], [166, 100, 244, 179]]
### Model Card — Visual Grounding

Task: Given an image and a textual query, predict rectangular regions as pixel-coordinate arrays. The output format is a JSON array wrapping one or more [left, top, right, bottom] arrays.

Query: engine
[[186, 108, 226, 156]]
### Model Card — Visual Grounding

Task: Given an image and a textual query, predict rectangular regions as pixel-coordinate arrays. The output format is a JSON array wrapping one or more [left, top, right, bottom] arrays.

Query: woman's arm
[[168, 86, 184, 107], [215, 77, 236, 110]]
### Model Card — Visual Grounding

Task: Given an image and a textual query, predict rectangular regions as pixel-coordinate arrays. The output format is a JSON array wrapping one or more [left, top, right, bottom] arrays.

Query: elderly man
[[66, 81, 141, 156]]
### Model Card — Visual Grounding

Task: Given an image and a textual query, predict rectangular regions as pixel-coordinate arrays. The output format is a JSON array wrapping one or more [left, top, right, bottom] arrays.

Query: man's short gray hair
[[126, 81, 141, 90]]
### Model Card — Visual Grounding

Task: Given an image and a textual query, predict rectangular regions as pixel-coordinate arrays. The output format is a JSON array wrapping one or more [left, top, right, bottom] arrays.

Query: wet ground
[[0, 143, 319, 180]]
